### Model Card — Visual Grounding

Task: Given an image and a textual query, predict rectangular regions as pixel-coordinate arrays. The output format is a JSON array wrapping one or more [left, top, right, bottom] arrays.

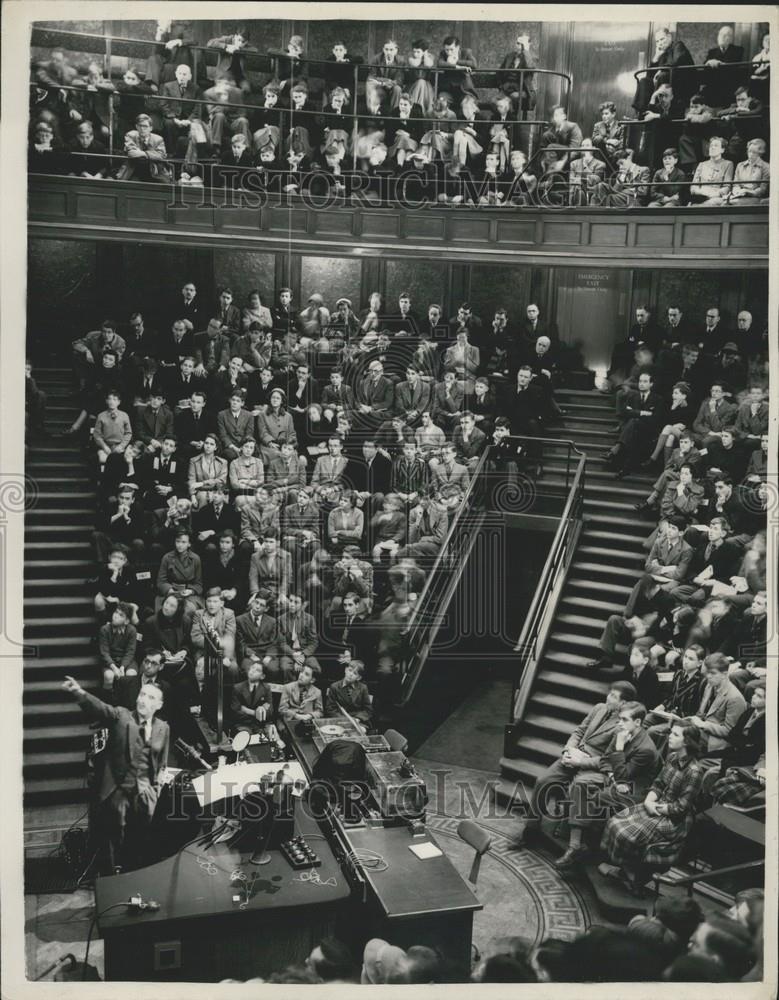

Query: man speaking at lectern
[[63, 675, 170, 872]]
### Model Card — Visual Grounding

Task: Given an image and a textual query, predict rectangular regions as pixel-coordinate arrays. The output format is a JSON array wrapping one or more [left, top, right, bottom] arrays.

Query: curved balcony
[[28, 173, 768, 268]]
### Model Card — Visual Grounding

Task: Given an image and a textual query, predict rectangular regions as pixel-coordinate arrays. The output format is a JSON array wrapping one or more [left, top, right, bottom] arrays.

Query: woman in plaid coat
[[600, 723, 706, 893]]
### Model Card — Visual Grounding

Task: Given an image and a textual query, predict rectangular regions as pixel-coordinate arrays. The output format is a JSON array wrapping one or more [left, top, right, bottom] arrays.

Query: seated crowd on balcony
[[28, 22, 769, 206]]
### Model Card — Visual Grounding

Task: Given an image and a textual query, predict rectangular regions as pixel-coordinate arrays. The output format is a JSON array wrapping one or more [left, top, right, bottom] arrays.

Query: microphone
[[34, 954, 76, 981], [175, 737, 213, 770], [128, 895, 160, 912]]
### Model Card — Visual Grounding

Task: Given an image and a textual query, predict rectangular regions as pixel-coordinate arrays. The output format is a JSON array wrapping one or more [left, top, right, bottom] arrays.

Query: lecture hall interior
[[15, 7, 774, 987]]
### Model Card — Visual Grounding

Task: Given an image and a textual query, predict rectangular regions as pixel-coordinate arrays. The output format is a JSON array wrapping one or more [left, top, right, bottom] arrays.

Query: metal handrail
[[668, 858, 764, 886], [29, 81, 555, 131], [31, 25, 572, 82], [394, 447, 490, 706], [402, 446, 490, 649], [618, 111, 768, 127], [633, 61, 765, 81], [509, 440, 586, 725]]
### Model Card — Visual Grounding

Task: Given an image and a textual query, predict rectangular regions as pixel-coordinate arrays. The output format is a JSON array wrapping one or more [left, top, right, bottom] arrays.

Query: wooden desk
[[287, 725, 482, 977], [96, 800, 349, 982]]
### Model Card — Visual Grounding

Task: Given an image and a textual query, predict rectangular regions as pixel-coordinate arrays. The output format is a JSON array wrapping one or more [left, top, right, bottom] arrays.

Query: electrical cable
[[82, 901, 130, 979], [344, 847, 388, 872]]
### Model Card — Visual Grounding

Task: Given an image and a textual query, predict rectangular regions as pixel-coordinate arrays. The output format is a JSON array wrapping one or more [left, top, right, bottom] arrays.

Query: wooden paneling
[[449, 217, 491, 242], [301, 256, 362, 307], [635, 222, 674, 247], [314, 211, 355, 235], [680, 223, 723, 247], [730, 223, 768, 247], [124, 194, 166, 223], [27, 177, 769, 267], [405, 215, 446, 241], [388, 21, 459, 60], [468, 264, 531, 324], [305, 19, 372, 66], [496, 220, 537, 244], [361, 213, 401, 238], [542, 221, 582, 244], [213, 250, 276, 308], [122, 244, 192, 319], [675, 22, 731, 65], [590, 223, 629, 247], [385, 259, 447, 312]]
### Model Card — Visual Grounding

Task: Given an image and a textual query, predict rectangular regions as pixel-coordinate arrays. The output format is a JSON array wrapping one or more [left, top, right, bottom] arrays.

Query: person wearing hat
[[322, 299, 359, 350], [297, 293, 331, 342], [712, 342, 748, 397], [116, 113, 173, 183]]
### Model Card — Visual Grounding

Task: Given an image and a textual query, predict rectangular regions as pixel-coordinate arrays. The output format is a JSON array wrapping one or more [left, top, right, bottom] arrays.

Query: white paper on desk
[[408, 842, 443, 860], [190, 761, 308, 807]]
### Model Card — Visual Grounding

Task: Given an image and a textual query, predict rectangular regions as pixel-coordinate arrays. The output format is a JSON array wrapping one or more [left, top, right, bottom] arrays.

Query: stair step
[[583, 498, 649, 515], [24, 656, 99, 676], [559, 594, 625, 617], [25, 577, 93, 591], [24, 724, 92, 746], [25, 508, 95, 522], [515, 733, 562, 756], [28, 477, 92, 491], [24, 776, 89, 806], [24, 750, 88, 773], [25, 679, 99, 699], [555, 612, 609, 634], [577, 546, 645, 566], [24, 701, 86, 719], [537, 665, 610, 695], [500, 751, 555, 780], [524, 712, 577, 737], [25, 561, 95, 579], [571, 561, 640, 581], [580, 529, 649, 550], [585, 512, 654, 538], [547, 631, 602, 655], [527, 690, 593, 721], [556, 389, 612, 407], [492, 774, 538, 804], [26, 634, 95, 649], [25, 525, 93, 541], [566, 578, 632, 597], [544, 459, 654, 484]]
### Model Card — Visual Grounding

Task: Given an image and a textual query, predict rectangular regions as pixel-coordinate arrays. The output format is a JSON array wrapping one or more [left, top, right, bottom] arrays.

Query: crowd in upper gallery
[[27, 22, 770, 207]]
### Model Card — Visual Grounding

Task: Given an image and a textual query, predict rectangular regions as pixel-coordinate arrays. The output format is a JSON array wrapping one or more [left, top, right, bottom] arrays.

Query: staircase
[[24, 368, 99, 807], [497, 387, 657, 804]]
